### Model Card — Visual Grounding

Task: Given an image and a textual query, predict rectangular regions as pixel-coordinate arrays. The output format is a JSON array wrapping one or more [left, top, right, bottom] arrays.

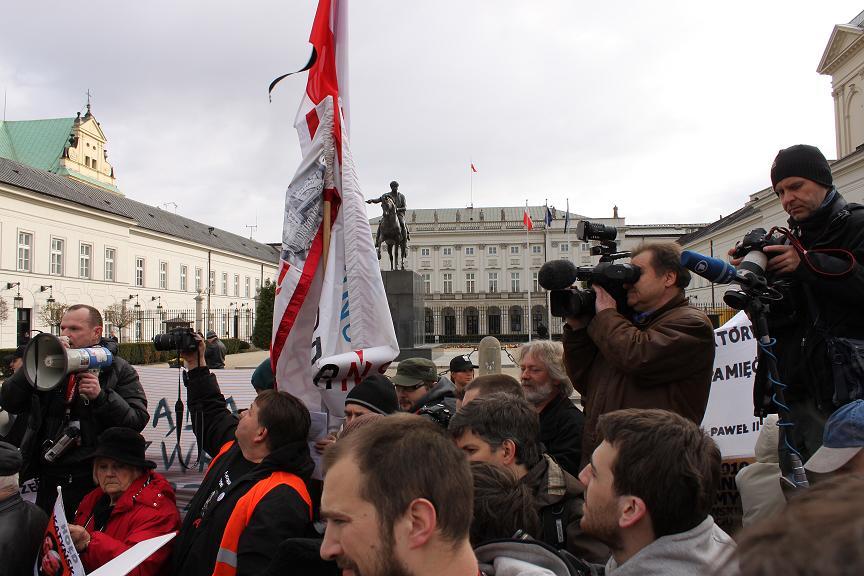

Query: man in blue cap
[[805, 400, 864, 477]]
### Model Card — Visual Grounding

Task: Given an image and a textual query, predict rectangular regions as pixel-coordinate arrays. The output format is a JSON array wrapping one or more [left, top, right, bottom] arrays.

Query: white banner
[[701, 311, 762, 458]]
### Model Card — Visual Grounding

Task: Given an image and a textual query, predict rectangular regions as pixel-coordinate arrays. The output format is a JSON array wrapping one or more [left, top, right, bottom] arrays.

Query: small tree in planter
[[38, 301, 69, 335], [103, 302, 136, 343], [0, 296, 8, 324]]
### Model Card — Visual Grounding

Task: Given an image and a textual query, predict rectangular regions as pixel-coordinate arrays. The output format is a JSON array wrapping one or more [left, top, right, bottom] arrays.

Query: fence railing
[[420, 302, 737, 344], [107, 307, 256, 344]]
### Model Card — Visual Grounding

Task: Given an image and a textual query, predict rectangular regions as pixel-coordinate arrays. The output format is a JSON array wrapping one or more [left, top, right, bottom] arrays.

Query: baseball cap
[[805, 400, 864, 474], [449, 354, 478, 372], [392, 357, 437, 387]]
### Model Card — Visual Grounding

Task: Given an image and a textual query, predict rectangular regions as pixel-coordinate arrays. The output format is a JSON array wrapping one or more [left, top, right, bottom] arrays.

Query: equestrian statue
[[367, 180, 409, 270]]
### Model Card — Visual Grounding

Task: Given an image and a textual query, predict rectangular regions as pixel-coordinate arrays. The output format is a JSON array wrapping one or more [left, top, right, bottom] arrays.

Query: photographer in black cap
[[732, 144, 864, 465]]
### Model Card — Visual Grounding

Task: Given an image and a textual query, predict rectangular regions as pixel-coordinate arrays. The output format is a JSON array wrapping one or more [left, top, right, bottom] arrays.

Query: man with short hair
[[734, 145, 864, 465], [320, 414, 478, 576], [461, 374, 524, 407], [392, 357, 455, 414], [173, 335, 315, 576], [0, 304, 147, 515], [205, 329, 227, 369], [563, 242, 715, 467], [518, 340, 584, 477], [579, 409, 734, 575], [804, 399, 864, 476], [449, 394, 607, 561]]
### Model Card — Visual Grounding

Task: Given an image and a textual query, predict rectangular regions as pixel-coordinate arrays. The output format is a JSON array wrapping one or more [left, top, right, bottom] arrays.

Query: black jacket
[[538, 393, 584, 478], [0, 338, 147, 479], [760, 191, 864, 412], [172, 368, 315, 576], [0, 492, 49, 576]]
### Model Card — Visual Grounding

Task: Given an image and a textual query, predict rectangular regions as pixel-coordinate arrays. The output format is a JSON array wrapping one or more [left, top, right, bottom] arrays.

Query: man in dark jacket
[[173, 335, 315, 576], [0, 440, 48, 576], [517, 340, 584, 477], [0, 304, 148, 516], [204, 330, 227, 369], [742, 144, 864, 466], [449, 393, 608, 563], [563, 243, 715, 468]]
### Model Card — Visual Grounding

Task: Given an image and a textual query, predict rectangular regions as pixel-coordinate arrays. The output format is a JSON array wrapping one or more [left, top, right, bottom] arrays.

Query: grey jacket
[[605, 516, 735, 576]]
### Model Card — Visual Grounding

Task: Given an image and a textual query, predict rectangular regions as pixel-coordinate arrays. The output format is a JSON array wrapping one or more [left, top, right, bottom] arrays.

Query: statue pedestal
[[381, 270, 436, 360]]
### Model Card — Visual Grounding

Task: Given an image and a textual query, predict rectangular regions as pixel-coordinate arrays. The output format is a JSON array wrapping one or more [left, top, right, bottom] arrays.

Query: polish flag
[[523, 207, 534, 230]]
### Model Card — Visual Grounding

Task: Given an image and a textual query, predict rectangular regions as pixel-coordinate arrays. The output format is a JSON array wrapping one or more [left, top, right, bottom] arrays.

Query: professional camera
[[418, 402, 454, 429], [42, 421, 81, 463], [153, 327, 198, 353], [538, 220, 640, 318], [725, 228, 784, 309]]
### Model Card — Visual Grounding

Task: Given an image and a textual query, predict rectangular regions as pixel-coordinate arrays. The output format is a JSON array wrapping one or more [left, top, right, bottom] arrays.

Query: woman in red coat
[[68, 427, 180, 576]]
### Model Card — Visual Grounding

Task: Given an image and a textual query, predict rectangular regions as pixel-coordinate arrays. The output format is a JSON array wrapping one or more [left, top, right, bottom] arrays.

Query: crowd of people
[[0, 143, 863, 574]]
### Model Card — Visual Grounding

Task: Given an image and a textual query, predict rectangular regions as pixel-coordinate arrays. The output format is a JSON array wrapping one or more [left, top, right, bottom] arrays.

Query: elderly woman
[[68, 427, 179, 576]]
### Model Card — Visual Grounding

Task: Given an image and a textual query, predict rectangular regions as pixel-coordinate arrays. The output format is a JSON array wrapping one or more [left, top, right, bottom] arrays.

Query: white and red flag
[[523, 204, 534, 230], [270, 0, 398, 415]]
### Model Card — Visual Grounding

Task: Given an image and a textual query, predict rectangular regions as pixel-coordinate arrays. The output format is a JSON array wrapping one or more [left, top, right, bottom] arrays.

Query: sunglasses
[[395, 383, 425, 392]]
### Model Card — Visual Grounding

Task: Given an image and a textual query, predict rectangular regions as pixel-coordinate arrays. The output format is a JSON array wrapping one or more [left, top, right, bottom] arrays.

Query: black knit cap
[[90, 427, 156, 469], [770, 144, 832, 191], [345, 374, 399, 415], [0, 441, 22, 475]]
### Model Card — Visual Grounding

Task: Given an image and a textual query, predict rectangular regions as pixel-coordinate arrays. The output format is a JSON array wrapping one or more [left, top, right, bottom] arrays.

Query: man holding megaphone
[[0, 304, 148, 518]]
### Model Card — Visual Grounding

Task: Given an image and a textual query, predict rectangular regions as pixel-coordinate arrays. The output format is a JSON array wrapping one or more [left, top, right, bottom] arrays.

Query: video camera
[[538, 220, 640, 317], [153, 327, 199, 353]]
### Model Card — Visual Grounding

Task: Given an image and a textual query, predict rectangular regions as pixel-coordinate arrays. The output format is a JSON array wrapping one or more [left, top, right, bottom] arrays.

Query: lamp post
[[6, 282, 23, 309], [40, 285, 55, 305]]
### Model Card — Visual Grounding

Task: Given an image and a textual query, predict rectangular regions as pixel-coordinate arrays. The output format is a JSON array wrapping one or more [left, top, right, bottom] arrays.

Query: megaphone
[[23, 333, 113, 392]]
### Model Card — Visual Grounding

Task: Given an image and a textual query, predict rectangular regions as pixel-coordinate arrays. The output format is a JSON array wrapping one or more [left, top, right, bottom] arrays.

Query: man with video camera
[[562, 243, 715, 468], [0, 304, 147, 516], [735, 145, 864, 464]]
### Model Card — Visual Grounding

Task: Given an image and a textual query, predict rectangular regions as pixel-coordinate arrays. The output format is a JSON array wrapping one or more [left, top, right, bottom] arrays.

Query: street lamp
[[151, 296, 163, 311], [6, 282, 23, 309], [40, 285, 55, 304], [129, 294, 141, 314]]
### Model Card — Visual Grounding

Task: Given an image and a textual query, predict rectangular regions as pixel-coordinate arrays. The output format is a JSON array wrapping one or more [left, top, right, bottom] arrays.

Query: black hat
[[770, 144, 832, 191], [91, 427, 156, 469], [0, 441, 22, 476], [449, 355, 478, 372], [345, 374, 399, 415]]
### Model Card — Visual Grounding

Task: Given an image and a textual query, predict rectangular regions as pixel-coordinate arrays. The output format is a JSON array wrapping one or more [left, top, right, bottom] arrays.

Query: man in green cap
[[392, 357, 455, 415]]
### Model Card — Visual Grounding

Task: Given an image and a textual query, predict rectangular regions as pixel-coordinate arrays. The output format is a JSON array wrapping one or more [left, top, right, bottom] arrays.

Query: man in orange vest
[[320, 414, 480, 576], [172, 335, 315, 576]]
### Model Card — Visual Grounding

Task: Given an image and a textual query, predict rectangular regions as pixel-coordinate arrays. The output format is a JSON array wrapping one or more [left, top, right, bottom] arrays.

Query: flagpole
[[526, 200, 532, 342], [545, 200, 552, 337]]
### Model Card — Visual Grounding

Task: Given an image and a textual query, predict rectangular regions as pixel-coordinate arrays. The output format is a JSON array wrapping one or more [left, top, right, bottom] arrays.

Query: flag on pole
[[271, 0, 399, 415], [564, 198, 571, 233], [471, 163, 477, 173], [544, 205, 553, 228], [36, 487, 85, 576], [523, 204, 534, 231]]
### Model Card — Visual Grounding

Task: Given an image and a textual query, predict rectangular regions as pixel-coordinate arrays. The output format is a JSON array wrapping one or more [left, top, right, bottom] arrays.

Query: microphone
[[680, 250, 738, 284], [538, 259, 579, 290]]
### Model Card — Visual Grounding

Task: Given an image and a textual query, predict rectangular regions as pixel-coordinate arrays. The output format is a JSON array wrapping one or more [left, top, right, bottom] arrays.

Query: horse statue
[[376, 195, 407, 270]]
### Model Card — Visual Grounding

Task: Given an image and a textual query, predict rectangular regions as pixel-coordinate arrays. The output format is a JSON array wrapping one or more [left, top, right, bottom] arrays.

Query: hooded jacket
[[604, 515, 735, 576], [172, 368, 315, 576], [735, 415, 785, 526], [476, 539, 603, 576], [562, 294, 715, 466], [409, 377, 457, 414], [73, 471, 180, 576]]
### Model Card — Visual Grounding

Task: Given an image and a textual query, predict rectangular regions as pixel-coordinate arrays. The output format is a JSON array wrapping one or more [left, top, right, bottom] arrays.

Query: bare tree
[[103, 302, 135, 342], [38, 301, 69, 333], [0, 296, 7, 324]]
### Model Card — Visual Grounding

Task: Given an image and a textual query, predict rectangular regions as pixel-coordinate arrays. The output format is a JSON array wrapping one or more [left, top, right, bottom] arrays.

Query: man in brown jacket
[[562, 242, 715, 468]]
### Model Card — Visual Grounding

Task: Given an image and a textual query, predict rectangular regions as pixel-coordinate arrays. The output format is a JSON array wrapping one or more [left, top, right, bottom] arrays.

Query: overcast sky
[[1, 1, 861, 242]]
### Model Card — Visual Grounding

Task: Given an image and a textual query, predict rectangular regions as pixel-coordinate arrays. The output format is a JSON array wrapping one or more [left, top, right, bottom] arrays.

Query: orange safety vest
[[207, 441, 313, 576]]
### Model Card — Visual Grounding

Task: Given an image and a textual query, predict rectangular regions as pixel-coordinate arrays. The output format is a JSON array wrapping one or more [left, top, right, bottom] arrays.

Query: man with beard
[[320, 414, 478, 576], [578, 409, 735, 575], [517, 340, 584, 477]]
